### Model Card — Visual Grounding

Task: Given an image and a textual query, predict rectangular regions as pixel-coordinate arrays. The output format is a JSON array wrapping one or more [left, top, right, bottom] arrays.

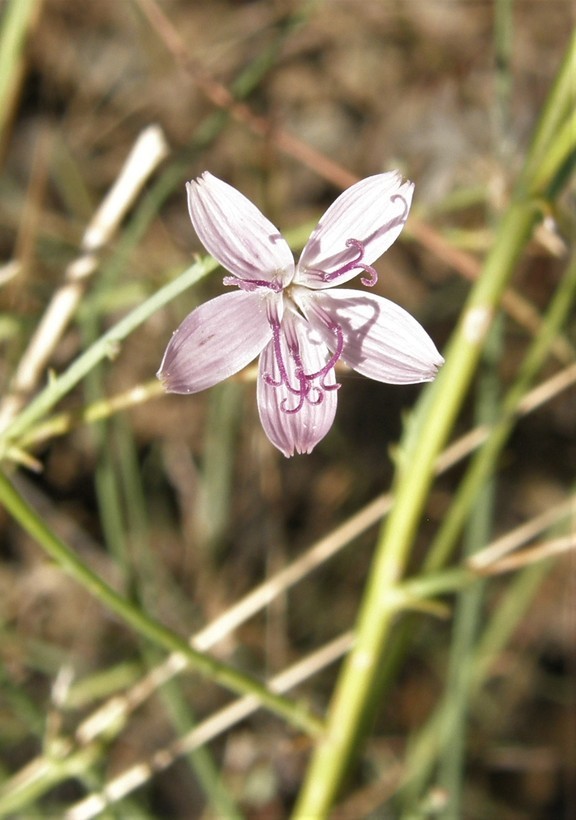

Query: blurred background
[[0, 0, 574, 817]]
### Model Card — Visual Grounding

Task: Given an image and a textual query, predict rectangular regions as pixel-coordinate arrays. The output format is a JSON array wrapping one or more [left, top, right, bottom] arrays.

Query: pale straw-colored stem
[[0, 125, 168, 431]]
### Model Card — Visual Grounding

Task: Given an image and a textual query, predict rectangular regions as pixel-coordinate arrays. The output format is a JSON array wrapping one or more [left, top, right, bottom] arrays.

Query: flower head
[[158, 171, 444, 456]]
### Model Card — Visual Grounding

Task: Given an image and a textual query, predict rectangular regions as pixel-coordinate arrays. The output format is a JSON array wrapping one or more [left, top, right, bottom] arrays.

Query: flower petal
[[297, 288, 444, 383], [187, 172, 294, 285], [158, 290, 279, 393], [257, 311, 338, 457], [295, 171, 414, 289]]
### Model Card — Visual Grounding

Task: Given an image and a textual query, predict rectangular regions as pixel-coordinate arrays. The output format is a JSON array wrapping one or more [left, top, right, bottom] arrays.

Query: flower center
[[321, 238, 378, 287], [264, 317, 342, 414], [223, 273, 345, 414]]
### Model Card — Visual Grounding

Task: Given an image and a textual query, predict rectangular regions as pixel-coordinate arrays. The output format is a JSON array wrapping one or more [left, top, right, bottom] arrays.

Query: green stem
[[528, 107, 576, 194], [400, 561, 551, 813], [426, 251, 576, 574], [435, 315, 502, 817], [16, 380, 164, 449], [145, 646, 246, 820], [0, 744, 104, 816], [293, 32, 576, 817], [0, 0, 42, 157], [0, 469, 323, 738], [0, 256, 217, 448], [522, 28, 576, 183]]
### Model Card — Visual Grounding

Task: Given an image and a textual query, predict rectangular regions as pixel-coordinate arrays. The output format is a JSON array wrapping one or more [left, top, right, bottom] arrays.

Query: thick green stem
[[293, 212, 537, 816], [293, 30, 575, 817]]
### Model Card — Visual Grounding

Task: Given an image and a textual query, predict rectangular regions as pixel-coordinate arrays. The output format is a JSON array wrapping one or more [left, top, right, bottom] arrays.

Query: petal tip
[[422, 352, 445, 382], [155, 363, 189, 395], [156, 365, 171, 392]]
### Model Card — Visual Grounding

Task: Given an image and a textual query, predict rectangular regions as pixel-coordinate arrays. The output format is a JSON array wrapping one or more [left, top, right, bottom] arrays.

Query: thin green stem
[[426, 251, 576, 574], [0, 744, 104, 816], [436, 2, 513, 794], [144, 645, 245, 820], [17, 380, 165, 449], [0, 0, 42, 157], [0, 469, 324, 738], [399, 562, 551, 811], [522, 28, 576, 183], [528, 107, 576, 194], [293, 31, 576, 817], [0, 255, 217, 448], [435, 315, 502, 818], [493, 0, 513, 150]]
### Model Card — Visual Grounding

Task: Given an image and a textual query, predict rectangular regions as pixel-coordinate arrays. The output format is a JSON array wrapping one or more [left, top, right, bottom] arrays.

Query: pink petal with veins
[[298, 288, 444, 384], [296, 172, 414, 289], [187, 172, 294, 285], [257, 311, 338, 457], [158, 290, 279, 394]]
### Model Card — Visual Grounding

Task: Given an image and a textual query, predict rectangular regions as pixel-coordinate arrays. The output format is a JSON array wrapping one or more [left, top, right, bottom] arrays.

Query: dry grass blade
[[65, 632, 353, 820], [0, 125, 168, 430]]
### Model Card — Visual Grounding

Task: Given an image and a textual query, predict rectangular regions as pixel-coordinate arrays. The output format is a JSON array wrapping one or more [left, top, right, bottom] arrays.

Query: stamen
[[264, 318, 343, 414], [280, 394, 305, 414], [287, 347, 323, 410], [264, 318, 310, 402], [321, 238, 378, 287], [391, 192, 409, 224], [264, 317, 291, 388], [303, 323, 343, 386]]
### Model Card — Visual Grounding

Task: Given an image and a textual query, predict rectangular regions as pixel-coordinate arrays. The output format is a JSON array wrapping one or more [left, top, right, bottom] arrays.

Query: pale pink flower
[[158, 171, 443, 457]]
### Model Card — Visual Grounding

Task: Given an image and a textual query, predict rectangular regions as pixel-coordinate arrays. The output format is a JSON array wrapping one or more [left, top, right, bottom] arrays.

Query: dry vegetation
[[0, 0, 574, 817]]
